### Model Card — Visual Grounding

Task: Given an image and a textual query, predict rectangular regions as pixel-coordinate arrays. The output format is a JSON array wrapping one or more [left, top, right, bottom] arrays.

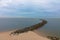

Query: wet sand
[[0, 31, 50, 40]]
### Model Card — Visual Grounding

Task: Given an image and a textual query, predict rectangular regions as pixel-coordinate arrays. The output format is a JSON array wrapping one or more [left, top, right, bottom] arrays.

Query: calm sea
[[0, 18, 60, 37], [0, 18, 40, 32], [38, 18, 60, 38]]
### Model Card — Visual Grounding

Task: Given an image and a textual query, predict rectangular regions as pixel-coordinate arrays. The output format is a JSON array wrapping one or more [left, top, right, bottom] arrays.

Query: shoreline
[[0, 30, 50, 40], [0, 19, 50, 40]]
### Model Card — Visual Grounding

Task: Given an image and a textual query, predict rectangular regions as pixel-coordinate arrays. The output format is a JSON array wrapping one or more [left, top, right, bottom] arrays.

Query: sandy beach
[[0, 30, 50, 40]]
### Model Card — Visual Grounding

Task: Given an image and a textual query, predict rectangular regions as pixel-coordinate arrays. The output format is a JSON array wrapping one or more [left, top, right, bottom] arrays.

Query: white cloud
[[32, 0, 60, 11], [0, 0, 12, 7], [0, 0, 28, 8], [0, 0, 60, 9], [0, 0, 60, 18]]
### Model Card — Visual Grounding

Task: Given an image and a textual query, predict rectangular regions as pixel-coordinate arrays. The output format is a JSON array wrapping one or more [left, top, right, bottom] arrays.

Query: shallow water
[[38, 18, 60, 38]]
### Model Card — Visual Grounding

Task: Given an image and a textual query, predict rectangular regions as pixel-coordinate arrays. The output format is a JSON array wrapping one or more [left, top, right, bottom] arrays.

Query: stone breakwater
[[10, 19, 47, 35]]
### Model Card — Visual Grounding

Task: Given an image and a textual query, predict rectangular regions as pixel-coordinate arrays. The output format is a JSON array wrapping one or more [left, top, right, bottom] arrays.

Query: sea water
[[0, 18, 60, 38], [0, 18, 40, 32], [38, 18, 60, 38]]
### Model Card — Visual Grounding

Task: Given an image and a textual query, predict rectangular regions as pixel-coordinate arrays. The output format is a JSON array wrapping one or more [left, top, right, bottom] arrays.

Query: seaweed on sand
[[10, 19, 47, 35], [47, 36, 60, 40]]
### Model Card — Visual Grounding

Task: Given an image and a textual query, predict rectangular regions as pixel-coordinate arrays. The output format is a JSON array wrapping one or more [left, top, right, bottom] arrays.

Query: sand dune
[[0, 31, 50, 40]]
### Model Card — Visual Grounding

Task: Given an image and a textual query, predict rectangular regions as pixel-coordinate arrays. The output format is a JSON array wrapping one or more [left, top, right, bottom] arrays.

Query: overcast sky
[[0, 0, 60, 18]]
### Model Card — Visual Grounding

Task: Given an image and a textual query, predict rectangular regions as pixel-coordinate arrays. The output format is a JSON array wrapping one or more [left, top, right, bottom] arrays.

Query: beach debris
[[10, 19, 47, 36], [47, 36, 60, 40]]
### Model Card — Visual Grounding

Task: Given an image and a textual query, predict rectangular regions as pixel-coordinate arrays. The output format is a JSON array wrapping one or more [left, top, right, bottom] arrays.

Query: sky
[[0, 0, 60, 18]]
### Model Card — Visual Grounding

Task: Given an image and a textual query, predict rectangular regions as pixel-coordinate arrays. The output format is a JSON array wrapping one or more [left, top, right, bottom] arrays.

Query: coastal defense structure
[[10, 19, 47, 35]]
